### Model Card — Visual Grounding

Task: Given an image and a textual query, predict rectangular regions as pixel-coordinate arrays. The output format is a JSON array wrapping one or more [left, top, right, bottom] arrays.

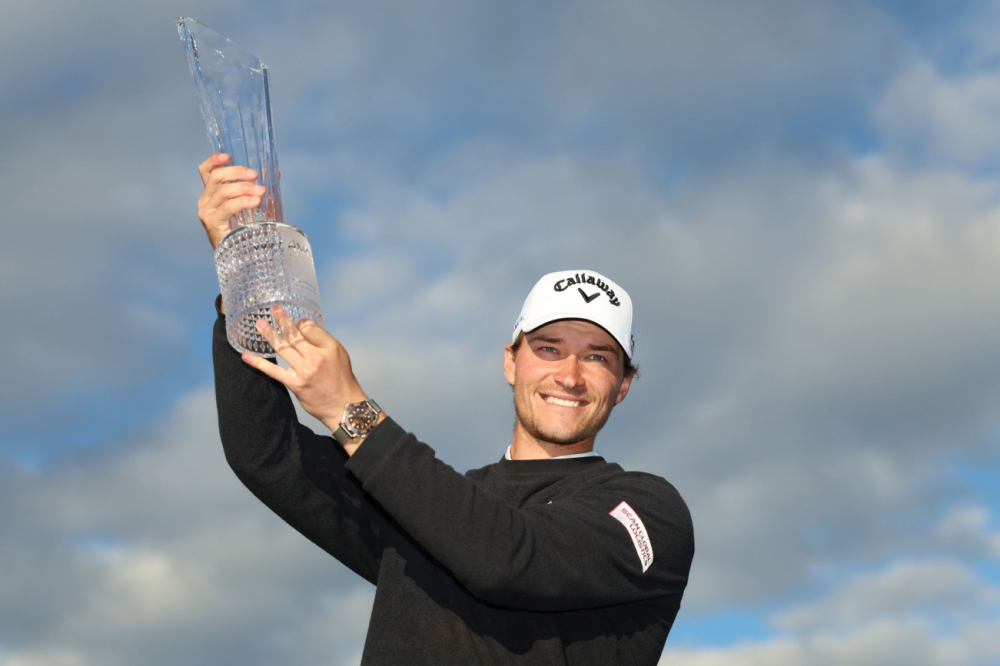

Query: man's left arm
[[244, 309, 694, 612], [343, 420, 694, 612]]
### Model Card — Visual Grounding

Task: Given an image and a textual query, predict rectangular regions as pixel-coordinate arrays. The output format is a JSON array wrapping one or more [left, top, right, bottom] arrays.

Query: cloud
[[663, 617, 1000, 666], [300, 135, 1000, 610], [538, 0, 900, 152], [876, 60, 1000, 168], [771, 559, 1000, 631], [0, 649, 89, 666], [0, 387, 374, 666], [286, 587, 376, 666], [0, 60, 212, 423], [5, 1, 1000, 663], [934, 505, 1000, 557], [0, 0, 909, 425], [571, 151, 1000, 607], [190, 114, 994, 622], [665, 559, 1000, 666]]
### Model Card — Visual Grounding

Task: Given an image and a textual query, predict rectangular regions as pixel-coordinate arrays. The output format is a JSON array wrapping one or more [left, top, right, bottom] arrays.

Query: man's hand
[[241, 305, 376, 452], [197, 153, 266, 250]]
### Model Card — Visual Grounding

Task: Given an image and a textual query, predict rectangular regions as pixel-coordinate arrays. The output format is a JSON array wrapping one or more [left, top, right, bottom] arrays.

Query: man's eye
[[540, 346, 557, 353], [589, 354, 607, 362]]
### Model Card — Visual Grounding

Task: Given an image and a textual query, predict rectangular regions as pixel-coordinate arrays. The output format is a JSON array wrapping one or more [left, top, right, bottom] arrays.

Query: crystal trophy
[[177, 17, 324, 356]]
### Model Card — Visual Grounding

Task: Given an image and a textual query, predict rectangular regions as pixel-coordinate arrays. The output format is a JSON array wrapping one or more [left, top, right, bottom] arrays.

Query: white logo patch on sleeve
[[610, 501, 654, 573]]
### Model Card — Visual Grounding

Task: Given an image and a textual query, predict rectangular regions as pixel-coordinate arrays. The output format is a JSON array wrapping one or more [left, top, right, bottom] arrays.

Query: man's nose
[[553, 356, 585, 391]]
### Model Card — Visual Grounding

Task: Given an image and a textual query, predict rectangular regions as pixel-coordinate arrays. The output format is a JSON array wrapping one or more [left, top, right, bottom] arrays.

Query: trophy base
[[216, 222, 325, 358]]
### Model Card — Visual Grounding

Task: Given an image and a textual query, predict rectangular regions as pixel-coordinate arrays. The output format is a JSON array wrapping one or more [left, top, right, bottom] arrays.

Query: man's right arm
[[213, 301, 391, 583], [198, 153, 391, 582]]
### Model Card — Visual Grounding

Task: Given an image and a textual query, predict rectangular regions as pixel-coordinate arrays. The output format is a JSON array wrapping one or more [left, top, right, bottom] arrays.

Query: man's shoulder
[[464, 460, 501, 481], [587, 466, 691, 520], [590, 464, 680, 492]]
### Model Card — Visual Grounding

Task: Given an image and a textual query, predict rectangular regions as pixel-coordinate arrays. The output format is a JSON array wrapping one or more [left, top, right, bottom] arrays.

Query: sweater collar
[[495, 452, 607, 474], [503, 445, 602, 461]]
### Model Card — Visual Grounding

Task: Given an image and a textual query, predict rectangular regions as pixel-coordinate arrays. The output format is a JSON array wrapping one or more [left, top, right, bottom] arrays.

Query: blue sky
[[4, 1, 1000, 664]]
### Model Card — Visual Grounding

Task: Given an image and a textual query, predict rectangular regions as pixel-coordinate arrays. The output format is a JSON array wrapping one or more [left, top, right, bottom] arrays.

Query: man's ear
[[613, 369, 633, 405], [503, 344, 516, 386]]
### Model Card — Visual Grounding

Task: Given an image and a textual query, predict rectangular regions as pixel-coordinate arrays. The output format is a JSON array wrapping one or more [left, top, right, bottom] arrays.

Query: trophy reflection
[[177, 17, 324, 356]]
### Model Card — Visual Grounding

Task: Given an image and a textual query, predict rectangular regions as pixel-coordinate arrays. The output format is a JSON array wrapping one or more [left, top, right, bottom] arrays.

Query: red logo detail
[[609, 500, 654, 573]]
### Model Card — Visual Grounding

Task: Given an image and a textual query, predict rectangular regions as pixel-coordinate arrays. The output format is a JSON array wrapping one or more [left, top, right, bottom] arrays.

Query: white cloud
[[66, 545, 225, 635], [598, 152, 1000, 607], [0, 77, 210, 416], [756, 156, 1000, 440], [305, 137, 1000, 611], [663, 617, 1000, 666], [876, 60, 1000, 168], [665, 559, 1000, 666], [0, 649, 89, 666], [5, 143, 1000, 657], [5, 1, 1000, 664], [935, 505, 1000, 557], [771, 559, 1000, 631], [0, 386, 374, 666], [0, 0, 910, 417], [286, 587, 376, 666]]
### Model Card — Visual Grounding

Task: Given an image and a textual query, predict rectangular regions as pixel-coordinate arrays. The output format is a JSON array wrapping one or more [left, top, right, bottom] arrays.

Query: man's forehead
[[527, 319, 620, 348]]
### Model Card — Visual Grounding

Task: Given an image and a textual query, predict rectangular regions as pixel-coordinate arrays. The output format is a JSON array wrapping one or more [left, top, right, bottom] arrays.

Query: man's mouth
[[542, 394, 587, 408]]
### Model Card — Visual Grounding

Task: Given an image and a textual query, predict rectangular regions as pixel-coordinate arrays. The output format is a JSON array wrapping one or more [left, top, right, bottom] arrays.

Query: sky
[[3, 0, 1000, 664]]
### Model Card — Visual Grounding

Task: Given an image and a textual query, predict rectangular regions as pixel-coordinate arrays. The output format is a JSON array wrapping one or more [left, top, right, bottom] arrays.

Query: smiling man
[[199, 155, 694, 665], [503, 273, 637, 461]]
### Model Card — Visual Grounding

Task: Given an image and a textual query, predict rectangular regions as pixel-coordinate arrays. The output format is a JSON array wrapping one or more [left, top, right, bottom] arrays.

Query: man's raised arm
[[201, 154, 390, 583]]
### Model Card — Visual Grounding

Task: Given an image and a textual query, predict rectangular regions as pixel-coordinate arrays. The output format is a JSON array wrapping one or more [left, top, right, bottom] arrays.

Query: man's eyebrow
[[587, 343, 619, 354], [528, 334, 563, 344]]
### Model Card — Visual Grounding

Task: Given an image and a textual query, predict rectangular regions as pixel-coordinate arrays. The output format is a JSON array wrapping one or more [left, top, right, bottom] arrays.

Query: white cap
[[512, 270, 634, 360]]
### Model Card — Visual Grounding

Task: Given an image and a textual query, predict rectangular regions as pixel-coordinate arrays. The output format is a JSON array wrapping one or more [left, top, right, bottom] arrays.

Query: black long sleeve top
[[212, 306, 694, 665]]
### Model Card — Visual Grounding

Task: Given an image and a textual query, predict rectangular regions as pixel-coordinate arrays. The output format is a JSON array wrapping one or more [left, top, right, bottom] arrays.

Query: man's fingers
[[220, 194, 262, 216], [196, 155, 263, 251], [198, 182, 266, 241], [240, 351, 292, 384], [269, 306, 308, 349], [199, 168, 260, 207], [203, 181, 266, 211], [208, 164, 258, 187], [199, 163, 259, 203], [255, 316, 304, 367], [298, 318, 337, 348], [198, 153, 232, 185]]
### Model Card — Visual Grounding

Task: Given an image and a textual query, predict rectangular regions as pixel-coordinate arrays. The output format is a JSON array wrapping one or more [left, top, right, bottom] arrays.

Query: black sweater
[[212, 308, 694, 665]]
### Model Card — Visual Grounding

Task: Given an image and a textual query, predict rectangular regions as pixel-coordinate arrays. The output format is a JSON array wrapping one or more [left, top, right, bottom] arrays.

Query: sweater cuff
[[344, 417, 410, 484]]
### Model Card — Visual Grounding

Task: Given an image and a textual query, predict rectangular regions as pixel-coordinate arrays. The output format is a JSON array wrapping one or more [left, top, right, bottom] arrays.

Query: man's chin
[[529, 425, 596, 447]]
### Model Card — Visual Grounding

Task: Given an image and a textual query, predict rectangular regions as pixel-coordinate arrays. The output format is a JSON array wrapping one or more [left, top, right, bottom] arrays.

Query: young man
[[199, 154, 694, 665]]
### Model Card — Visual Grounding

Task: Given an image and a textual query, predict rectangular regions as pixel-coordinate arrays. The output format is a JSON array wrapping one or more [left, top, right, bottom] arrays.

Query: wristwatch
[[332, 399, 382, 445]]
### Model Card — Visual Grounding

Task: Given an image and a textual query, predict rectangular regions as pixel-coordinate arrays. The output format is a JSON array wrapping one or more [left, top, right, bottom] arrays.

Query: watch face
[[346, 403, 378, 435]]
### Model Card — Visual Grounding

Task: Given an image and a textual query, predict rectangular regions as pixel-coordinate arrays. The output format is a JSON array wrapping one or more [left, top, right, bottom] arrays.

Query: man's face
[[503, 319, 633, 447]]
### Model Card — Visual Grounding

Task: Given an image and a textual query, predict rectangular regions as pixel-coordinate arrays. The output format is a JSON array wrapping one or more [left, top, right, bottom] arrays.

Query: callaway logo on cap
[[512, 270, 635, 359]]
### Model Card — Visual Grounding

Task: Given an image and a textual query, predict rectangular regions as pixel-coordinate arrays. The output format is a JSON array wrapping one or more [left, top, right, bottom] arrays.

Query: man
[[198, 154, 694, 665]]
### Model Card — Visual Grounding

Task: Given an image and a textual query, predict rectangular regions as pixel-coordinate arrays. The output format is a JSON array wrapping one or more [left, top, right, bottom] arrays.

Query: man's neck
[[508, 424, 596, 460]]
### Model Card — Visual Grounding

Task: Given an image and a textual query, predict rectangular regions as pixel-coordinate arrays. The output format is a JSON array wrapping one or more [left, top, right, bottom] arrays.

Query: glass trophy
[[177, 17, 324, 357]]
